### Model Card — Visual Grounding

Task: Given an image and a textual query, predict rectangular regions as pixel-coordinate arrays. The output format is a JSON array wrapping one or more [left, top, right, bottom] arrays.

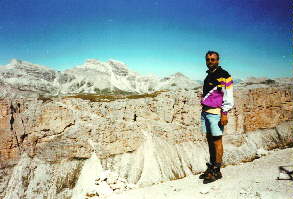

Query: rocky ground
[[0, 86, 292, 199], [106, 147, 293, 199]]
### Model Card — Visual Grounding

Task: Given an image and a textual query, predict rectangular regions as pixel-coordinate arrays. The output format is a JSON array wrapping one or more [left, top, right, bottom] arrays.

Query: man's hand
[[220, 113, 228, 126]]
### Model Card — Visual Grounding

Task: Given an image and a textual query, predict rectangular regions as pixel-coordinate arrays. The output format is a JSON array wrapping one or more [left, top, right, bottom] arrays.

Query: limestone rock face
[[0, 85, 292, 199], [227, 87, 293, 133], [0, 59, 200, 97], [241, 88, 292, 131], [0, 59, 60, 96]]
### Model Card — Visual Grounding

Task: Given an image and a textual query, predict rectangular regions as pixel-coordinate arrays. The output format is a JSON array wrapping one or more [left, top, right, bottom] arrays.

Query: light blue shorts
[[201, 111, 224, 136]]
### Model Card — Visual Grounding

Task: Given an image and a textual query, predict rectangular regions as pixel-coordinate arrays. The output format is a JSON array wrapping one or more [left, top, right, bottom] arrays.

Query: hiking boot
[[203, 165, 222, 184], [199, 163, 213, 179]]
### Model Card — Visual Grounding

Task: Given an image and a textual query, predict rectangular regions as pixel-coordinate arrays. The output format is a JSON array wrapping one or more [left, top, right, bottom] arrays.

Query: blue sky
[[0, 0, 291, 80]]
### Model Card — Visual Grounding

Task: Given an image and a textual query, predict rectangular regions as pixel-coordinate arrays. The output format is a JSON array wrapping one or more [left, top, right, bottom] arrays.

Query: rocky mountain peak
[[9, 58, 22, 66], [6, 59, 53, 71], [108, 59, 128, 68], [172, 72, 186, 78], [79, 59, 105, 70], [84, 59, 102, 64], [76, 59, 129, 74]]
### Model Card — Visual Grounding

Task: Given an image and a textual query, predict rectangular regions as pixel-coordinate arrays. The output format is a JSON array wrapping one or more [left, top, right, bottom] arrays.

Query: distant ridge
[[0, 59, 200, 98]]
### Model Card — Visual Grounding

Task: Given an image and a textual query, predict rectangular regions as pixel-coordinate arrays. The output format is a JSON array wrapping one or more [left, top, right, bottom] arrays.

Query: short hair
[[205, 51, 220, 60]]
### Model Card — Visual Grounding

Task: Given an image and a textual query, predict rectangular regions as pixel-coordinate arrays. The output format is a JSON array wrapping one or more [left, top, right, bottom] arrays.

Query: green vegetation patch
[[37, 94, 54, 103], [63, 90, 168, 102]]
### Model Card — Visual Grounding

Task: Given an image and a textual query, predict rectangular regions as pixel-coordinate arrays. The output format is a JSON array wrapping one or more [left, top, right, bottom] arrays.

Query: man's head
[[205, 51, 220, 71]]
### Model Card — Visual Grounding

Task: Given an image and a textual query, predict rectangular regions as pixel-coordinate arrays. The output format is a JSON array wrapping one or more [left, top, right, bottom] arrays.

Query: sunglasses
[[206, 58, 218, 62]]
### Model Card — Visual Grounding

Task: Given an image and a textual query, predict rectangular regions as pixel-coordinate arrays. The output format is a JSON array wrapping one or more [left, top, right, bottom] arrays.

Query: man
[[199, 51, 234, 183]]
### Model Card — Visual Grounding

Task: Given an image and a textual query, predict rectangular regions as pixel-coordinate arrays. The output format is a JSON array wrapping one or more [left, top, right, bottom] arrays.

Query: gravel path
[[107, 148, 293, 199]]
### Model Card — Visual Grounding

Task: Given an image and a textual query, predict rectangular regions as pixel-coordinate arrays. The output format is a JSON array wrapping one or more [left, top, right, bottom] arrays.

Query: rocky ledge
[[0, 85, 292, 199]]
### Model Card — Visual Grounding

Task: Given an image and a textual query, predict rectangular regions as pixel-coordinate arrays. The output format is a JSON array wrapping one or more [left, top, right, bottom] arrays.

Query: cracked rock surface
[[0, 85, 292, 199]]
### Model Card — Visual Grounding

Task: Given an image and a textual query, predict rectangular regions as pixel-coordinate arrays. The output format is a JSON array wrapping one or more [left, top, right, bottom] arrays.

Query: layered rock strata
[[0, 85, 292, 199]]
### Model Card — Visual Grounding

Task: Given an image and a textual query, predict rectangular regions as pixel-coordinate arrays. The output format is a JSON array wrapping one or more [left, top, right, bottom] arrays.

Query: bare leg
[[200, 134, 223, 181], [206, 134, 216, 164], [213, 136, 223, 165]]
